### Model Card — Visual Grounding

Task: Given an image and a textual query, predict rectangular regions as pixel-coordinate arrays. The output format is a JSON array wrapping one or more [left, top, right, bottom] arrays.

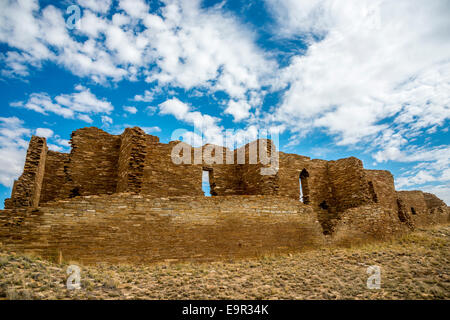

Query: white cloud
[[118, 0, 149, 18], [123, 106, 138, 114], [55, 85, 113, 114], [12, 93, 75, 118], [0, 117, 31, 187], [146, 106, 157, 115], [55, 138, 70, 148], [141, 126, 161, 134], [0, 51, 41, 78], [385, 144, 450, 205], [0, 0, 275, 111], [78, 0, 112, 14], [101, 115, 113, 126], [77, 114, 94, 123], [268, 0, 450, 146], [109, 124, 161, 135], [133, 89, 159, 102], [224, 100, 252, 122], [265, 0, 333, 37], [159, 98, 277, 148], [159, 98, 225, 145], [159, 98, 190, 119], [35, 128, 54, 139], [11, 85, 114, 123], [47, 144, 64, 152]]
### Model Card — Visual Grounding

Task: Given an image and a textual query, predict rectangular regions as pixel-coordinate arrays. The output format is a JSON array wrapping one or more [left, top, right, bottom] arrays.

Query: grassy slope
[[0, 224, 449, 300]]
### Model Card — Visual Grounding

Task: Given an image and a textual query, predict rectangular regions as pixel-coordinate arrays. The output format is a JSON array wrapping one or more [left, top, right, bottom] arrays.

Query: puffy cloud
[[55, 85, 113, 114], [224, 100, 252, 122], [159, 98, 277, 148], [133, 89, 160, 103], [123, 106, 138, 114], [159, 98, 190, 119], [146, 106, 157, 115], [265, 0, 333, 37], [47, 144, 64, 152], [77, 0, 112, 14], [101, 115, 113, 126], [0, 0, 275, 104], [263, 0, 450, 202], [0, 117, 31, 187], [35, 128, 54, 139], [379, 144, 450, 204], [11, 85, 114, 123], [109, 124, 161, 135], [11, 93, 75, 118], [118, 0, 149, 18], [268, 0, 450, 145]]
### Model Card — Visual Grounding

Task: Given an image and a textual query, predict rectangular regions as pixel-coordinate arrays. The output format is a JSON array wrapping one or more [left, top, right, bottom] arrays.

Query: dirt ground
[[0, 224, 449, 300]]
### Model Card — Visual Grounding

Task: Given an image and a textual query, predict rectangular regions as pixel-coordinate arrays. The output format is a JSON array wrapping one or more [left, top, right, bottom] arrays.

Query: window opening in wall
[[69, 187, 80, 198], [202, 169, 211, 197], [319, 201, 329, 210], [411, 207, 417, 215], [299, 169, 310, 204], [368, 181, 378, 203]]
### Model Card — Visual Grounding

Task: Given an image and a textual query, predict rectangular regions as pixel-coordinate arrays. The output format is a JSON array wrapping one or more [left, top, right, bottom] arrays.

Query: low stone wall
[[0, 195, 324, 265], [332, 205, 412, 246], [396, 190, 449, 227]]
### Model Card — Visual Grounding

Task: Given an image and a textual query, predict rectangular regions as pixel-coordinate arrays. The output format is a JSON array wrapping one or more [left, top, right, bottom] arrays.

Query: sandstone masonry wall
[[328, 157, 372, 212], [63, 127, 121, 198], [39, 151, 70, 204], [397, 190, 448, 227], [116, 127, 150, 193], [364, 169, 398, 211], [5, 136, 47, 208], [142, 142, 204, 196], [0, 195, 324, 264], [332, 205, 410, 246], [238, 140, 279, 196]]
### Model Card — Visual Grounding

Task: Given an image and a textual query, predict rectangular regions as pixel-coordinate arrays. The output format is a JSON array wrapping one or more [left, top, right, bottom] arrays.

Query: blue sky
[[0, 0, 449, 207]]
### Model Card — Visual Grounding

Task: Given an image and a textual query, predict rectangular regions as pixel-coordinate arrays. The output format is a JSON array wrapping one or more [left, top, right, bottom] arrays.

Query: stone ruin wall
[[1, 126, 449, 264], [364, 169, 398, 211], [0, 195, 324, 264], [5, 136, 47, 209]]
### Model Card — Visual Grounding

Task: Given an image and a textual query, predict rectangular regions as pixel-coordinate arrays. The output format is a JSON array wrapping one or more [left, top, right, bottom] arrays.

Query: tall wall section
[[327, 157, 372, 212], [364, 169, 398, 211], [40, 151, 70, 204], [5, 136, 48, 208], [236, 139, 279, 196], [116, 127, 150, 193], [60, 127, 121, 198], [276, 153, 333, 206], [141, 141, 204, 196], [200, 144, 241, 196]]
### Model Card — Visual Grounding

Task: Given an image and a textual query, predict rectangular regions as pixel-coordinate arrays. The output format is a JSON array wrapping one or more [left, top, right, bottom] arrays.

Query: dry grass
[[0, 224, 448, 300]]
